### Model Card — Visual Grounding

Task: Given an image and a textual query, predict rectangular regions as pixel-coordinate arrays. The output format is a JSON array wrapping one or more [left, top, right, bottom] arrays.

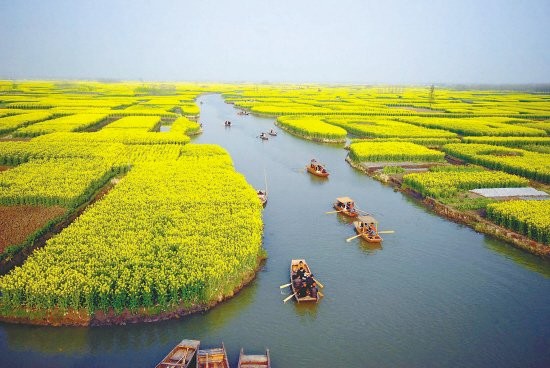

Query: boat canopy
[[357, 215, 378, 225], [336, 196, 354, 204]]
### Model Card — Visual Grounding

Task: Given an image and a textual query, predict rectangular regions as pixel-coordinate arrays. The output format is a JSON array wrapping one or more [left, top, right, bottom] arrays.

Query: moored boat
[[238, 348, 271, 368], [306, 159, 329, 177], [290, 259, 320, 303], [156, 339, 200, 368], [333, 196, 359, 217], [196, 343, 230, 368], [353, 215, 383, 243]]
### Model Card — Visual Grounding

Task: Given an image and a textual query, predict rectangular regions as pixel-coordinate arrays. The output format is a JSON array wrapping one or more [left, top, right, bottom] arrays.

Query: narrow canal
[[1, 94, 549, 367]]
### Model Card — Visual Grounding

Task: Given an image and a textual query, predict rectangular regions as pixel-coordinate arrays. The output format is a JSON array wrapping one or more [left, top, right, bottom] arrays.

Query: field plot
[[0, 205, 66, 253]]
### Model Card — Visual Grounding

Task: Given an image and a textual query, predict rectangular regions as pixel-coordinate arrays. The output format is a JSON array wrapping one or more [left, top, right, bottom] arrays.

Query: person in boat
[[292, 273, 302, 290], [367, 222, 376, 237], [296, 266, 306, 280], [297, 281, 308, 298], [310, 283, 318, 299]]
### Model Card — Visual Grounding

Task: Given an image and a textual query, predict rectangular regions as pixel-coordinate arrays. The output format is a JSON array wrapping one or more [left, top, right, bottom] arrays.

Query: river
[[1, 94, 549, 367]]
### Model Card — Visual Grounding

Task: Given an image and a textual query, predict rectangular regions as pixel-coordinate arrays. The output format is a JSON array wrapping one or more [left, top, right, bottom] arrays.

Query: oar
[[325, 210, 344, 214], [318, 291, 324, 298], [379, 230, 395, 234], [346, 233, 362, 242], [279, 283, 291, 289], [313, 278, 324, 288], [355, 208, 370, 215], [283, 293, 296, 303]]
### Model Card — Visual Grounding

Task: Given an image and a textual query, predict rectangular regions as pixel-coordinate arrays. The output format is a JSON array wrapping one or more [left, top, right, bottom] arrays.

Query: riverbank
[[0, 255, 266, 327], [345, 156, 550, 258]]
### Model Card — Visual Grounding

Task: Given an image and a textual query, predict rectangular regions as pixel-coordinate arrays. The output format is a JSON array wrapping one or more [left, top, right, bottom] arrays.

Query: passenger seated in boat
[[305, 274, 314, 288], [309, 283, 318, 299], [292, 274, 302, 289], [298, 281, 308, 298], [296, 267, 306, 280]]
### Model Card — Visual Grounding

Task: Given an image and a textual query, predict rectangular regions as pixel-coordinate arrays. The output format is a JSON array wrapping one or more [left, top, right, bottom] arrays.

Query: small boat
[[238, 348, 270, 368], [237, 111, 250, 116], [333, 197, 359, 218], [353, 215, 383, 243], [268, 130, 277, 136], [290, 259, 320, 303], [306, 159, 329, 177], [224, 121, 232, 127], [196, 343, 230, 368], [257, 189, 267, 207], [156, 339, 200, 368], [259, 133, 269, 140]]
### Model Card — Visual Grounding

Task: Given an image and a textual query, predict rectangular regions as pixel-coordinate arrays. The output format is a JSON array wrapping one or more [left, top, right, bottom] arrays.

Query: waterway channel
[[0, 94, 549, 367]]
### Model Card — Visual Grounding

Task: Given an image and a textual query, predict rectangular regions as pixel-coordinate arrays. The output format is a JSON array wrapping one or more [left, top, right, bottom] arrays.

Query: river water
[[1, 94, 549, 367]]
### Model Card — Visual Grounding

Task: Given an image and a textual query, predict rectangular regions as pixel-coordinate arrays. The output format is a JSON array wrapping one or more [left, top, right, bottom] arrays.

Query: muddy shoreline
[[0, 257, 265, 327], [345, 156, 550, 259]]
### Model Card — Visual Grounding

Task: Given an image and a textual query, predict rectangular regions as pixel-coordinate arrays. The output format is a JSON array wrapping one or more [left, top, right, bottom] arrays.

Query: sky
[[0, 0, 549, 84]]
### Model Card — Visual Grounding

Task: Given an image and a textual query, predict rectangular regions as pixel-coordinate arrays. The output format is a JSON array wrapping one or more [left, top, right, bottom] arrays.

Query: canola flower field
[[0, 81, 263, 320], [0, 80, 549, 324]]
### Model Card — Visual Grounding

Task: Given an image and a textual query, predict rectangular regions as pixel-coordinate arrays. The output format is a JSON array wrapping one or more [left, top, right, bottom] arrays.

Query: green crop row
[[348, 141, 445, 162], [0, 158, 120, 208], [403, 169, 528, 198], [442, 143, 550, 183], [13, 114, 109, 137], [486, 200, 550, 244], [276, 115, 347, 142]]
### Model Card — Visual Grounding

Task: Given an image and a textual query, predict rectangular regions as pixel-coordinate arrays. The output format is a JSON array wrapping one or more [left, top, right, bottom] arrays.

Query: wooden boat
[[306, 160, 329, 177], [156, 339, 200, 368], [333, 196, 359, 217], [238, 348, 270, 368], [268, 130, 277, 136], [353, 215, 383, 243], [224, 121, 231, 127], [257, 189, 267, 207], [259, 133, 269, 140], [290, 259, 319, 303], [196, 343, 230, 368]]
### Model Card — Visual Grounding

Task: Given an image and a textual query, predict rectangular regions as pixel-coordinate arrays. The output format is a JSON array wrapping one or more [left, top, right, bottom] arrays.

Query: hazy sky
[[1, 0, 549, 84]]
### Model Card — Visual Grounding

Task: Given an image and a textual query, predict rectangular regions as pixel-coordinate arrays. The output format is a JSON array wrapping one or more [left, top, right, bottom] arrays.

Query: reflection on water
[[484, 237, 550, 278], [357, 238, 383, 254], [293, 302, 318, 321], [5, 326, 90, 355]]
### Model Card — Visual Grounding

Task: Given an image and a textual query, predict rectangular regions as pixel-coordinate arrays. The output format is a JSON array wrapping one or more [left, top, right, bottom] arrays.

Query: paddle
[[318, 291, 324, 298], [313, 278, 324, 289], [283, 293, 296, 303], [379, 230, 395, 234], [346, 233, 362, 242], [279, 283, 291, 289], [325, 210, 344, 214]]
